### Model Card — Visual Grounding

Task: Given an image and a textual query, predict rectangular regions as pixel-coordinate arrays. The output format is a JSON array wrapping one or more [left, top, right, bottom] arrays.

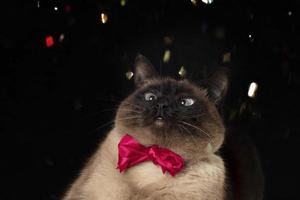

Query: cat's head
[[115, 54, 228, 154]]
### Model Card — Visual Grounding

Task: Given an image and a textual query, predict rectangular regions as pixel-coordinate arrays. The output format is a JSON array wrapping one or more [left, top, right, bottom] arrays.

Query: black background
[[1, 0, 299, 199]]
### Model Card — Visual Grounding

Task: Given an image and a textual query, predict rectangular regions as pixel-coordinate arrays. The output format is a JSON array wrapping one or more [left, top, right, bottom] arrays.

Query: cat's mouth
[[154, 116, 166, 127]]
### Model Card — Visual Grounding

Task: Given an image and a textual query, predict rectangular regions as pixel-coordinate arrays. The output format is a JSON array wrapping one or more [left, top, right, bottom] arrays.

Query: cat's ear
[[134, 54, 159, 87], [205, 67, 230, 104]]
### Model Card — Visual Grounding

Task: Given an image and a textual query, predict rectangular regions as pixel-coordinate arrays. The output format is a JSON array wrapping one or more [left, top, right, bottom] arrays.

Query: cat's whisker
[[123, 103, 144, 110], [117, 116, 141, 121], [94, 103, 143, 111], [94, 116, 141, 130], [181, 113, 207, 119], [177, 124, 198, 145], [94, 98, 143, 110], [117, 108, 142, 114], [177, 120, 211, 140], [94, 120, 115, 131], [82, 108, 142, 119], [105, 106, 143, 114]]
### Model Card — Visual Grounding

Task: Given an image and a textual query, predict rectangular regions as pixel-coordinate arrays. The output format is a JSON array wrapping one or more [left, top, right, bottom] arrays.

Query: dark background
[[1, 0, 299, 199]]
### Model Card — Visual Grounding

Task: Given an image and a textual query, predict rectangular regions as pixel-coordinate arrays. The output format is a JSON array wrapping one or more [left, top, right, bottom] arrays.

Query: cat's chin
[[153, 117, 165, 128]]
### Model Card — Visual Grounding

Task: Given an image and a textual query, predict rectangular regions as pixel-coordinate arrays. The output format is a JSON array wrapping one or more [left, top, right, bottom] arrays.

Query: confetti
[[121, 0, 126, 7], [191, 0, 198, 6], [163, 36, 173, 46], [64, 4, 72, 13], [215, 27, 225, 39], [45, 36, 54, 48], [222, 52, 231, 63], [248, 34, 254, 42], [59, 34, 65, 42], [202, 0, 213, 4], [163, 50, 171, 63], [101, 13, 108, 24], [248, 82, 258, 98], [178, 66, 187, 77], [125, 71, 134, 80]]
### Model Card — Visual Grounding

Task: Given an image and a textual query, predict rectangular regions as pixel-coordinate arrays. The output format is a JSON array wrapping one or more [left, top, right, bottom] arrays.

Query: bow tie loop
[[117, 134, 184, 177]]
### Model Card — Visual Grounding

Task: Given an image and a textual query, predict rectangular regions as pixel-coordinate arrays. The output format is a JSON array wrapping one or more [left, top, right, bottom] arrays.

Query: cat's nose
[[156, 98, 169, 110], [157, 103, 168, 110]]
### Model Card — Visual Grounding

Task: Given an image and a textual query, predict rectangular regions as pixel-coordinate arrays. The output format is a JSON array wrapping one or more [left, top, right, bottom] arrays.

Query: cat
[[63, 54, 229, 200]]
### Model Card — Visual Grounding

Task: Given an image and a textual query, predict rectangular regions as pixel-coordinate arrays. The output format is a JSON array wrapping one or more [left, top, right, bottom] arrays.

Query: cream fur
[[63, 127, 225, 200]]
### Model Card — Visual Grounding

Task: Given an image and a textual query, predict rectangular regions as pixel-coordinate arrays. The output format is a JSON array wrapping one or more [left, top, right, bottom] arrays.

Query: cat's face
[[116, 55, 228, 153], [118, 79, 209, 132]]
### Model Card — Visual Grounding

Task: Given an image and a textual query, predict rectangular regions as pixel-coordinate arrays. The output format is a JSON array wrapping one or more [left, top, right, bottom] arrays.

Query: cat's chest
[[123, 161, 169, 188]]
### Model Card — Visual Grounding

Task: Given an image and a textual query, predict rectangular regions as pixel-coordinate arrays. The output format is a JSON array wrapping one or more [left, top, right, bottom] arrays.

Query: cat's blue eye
[[144, 92, 157, 101], [180, 98, 195, 106]]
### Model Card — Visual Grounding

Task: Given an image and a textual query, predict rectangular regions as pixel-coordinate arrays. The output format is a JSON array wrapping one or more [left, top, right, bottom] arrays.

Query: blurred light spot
[[248, 82, 258, 98], [202, 0, 213, 4], [64, 4, 72, 13], [163, 50, 171, 63], [163, 36, 173, 46], [100, 13, 108, 24], [45, 158, 54, 166], [239, 102, 247, 114], [249, 13, 254, 20], [215, 27, 225, 39], [74, 99, 83, 111], [191, 0, 198, 6], [59, 33, 65, 42], [54, 6, 58, 11], [125, 71, 134, 80], [121, 0, 126, 7], [37, 1, 40, 8], [45, 36, 54, 48], [248, 34, 254, 42], [222, 52, 231, 63], [288, 11, 292, 16], [178, 66, 187, 77]]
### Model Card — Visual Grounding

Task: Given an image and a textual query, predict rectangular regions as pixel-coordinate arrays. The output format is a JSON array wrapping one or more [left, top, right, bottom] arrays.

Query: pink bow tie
[[117, 134, 184, 176]]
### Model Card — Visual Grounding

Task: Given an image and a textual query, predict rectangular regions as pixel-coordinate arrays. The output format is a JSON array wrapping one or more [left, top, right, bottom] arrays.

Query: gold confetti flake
[[248, 82, 258, 98], [191, 0, 198, 6], [222, 52, 231, 63], [178, 66, 187, 77], [202, 0, 213, 4], [163, 50, 171, 63], [100, 13, 108, 24], [163, 36, 173, 46], [125, 71, 134, 80], [120, 0, 126, 7]]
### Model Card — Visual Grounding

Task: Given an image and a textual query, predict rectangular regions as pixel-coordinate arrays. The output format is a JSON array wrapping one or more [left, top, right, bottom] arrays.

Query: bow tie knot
[[117, 134, 184, 176]]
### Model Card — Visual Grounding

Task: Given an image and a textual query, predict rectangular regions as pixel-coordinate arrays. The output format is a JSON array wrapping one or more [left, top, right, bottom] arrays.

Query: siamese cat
[[63, 54, 229, 200]]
